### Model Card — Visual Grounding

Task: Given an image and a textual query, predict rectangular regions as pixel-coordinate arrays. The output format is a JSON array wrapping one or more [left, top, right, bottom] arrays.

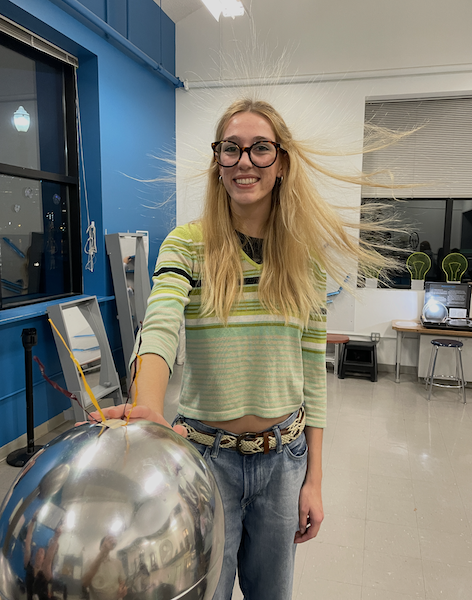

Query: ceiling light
[[13, 106, 30, 132], [65, 510, 76, 530], [201, 0, 221, 20], [222, 0, 245, 18], [201, 0, 245, 21]]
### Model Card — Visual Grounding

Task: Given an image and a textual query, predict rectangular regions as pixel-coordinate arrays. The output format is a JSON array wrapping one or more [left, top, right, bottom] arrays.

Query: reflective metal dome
[[423, 299, 448, 323], [0, 421, 224, 600]]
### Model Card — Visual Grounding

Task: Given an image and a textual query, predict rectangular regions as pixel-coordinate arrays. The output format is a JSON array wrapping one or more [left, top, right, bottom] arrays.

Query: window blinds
[[0, 14, 78, 67], [362, 97, 472, 199]]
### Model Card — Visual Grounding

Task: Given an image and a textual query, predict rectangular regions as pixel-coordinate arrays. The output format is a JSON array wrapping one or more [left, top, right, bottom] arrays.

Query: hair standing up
[[200, 98, 405, 325]]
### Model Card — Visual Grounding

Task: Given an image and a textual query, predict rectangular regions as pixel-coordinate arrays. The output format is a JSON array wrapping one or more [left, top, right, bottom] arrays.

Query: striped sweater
[[137, 223, 327, 428]]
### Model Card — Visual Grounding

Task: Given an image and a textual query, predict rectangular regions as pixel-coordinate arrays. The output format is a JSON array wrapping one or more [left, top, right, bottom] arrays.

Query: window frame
[[362, 95, 472, 288], [0, 30, 82, 310], [361, 196, 472, 287]]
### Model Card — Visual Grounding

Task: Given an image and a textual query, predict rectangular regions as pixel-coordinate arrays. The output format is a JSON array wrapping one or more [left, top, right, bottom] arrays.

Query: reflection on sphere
[[0, 421, 224, 600]]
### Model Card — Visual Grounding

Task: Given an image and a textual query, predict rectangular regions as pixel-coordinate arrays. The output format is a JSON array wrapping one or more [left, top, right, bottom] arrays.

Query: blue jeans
[[174, 410, 308, 600]]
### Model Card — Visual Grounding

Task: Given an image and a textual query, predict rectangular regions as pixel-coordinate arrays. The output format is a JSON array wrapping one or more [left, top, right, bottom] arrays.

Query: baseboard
[[0, 412, 67, 463], [63, 407, 74, 421], [378, 363, 417, 375], [327, 362, 419, 375]]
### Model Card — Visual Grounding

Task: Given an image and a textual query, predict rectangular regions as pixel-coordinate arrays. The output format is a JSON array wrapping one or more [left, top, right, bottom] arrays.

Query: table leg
[[334, 344, 339, 377], [395, 330, 402, 383]]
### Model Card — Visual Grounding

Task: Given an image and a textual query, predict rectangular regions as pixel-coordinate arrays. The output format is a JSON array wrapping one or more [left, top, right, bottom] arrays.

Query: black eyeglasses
[[211, 140, 285, 168]]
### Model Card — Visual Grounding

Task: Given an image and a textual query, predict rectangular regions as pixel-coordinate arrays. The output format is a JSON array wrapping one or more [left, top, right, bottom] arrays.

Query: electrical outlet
[[371, 332, 381, 342]]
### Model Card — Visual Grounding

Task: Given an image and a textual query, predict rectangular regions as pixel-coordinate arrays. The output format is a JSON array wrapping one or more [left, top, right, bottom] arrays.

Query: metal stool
[[326, 334, 350, 376], [425, 338, 466, 403]]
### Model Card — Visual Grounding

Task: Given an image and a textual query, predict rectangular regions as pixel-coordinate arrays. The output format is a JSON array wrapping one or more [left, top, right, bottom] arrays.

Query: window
[[0, 27, 81, 309], [361, 97, 472, 287]]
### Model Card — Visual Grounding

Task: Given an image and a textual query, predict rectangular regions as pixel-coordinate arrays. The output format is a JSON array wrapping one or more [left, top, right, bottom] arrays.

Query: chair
[[425, 338, 466, 403], [406, 252, 431, 283], [441, 253, 468, 283], [326, 334, 349, 376]]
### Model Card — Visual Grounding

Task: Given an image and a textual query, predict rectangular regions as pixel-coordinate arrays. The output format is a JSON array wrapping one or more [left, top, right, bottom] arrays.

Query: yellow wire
[[48, 318, 106, 422], [125, 354, 143, 425]]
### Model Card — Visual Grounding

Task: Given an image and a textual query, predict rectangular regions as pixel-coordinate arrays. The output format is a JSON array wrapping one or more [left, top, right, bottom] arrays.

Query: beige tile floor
[[1, 368, 471, 600]]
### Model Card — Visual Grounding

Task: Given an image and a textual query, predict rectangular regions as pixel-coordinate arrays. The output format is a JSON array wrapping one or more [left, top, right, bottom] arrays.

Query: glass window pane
[[0, 44, 39, 170], [451, 199, 472, 281], [0, 175, 73, 306], [451, 199, 472, 251], [361, 199, 447, 286], [0, 39, 66, 174], [406, 200, 447, 281]]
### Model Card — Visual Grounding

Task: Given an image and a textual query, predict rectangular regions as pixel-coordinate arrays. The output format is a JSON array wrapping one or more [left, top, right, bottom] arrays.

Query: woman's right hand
[[86, 404, 187, 437]]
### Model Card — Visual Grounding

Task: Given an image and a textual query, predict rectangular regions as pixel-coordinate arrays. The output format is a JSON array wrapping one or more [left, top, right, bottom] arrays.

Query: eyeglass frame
[[211, 139, 286, 168]]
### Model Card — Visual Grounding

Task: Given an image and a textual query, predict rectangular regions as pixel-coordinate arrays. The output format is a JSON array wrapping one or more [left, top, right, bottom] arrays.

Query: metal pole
[[6, 328, 43, 467], [23, 328, 37, 454]]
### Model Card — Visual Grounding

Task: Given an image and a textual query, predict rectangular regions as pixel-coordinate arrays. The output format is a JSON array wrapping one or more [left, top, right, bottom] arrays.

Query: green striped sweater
[[137, 223, 327, 428]]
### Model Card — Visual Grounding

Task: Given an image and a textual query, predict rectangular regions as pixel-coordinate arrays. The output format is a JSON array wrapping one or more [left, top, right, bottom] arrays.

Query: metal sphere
[[0, 421, 224, 600]]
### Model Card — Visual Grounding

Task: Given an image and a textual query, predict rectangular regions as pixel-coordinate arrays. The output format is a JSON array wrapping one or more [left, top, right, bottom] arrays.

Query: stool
[[339, 341, 378, 382], [425, 338, 466, 403], [326, 334, 350, 376]]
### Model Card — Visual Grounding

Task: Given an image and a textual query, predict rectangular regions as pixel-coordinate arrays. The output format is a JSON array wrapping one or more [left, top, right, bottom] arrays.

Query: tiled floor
[[1, 368, 471, 599]]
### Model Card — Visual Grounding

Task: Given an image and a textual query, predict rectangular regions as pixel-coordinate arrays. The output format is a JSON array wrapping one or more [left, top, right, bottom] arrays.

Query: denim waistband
[[176, 407, 303, 457], [177, 407, 301, 437]]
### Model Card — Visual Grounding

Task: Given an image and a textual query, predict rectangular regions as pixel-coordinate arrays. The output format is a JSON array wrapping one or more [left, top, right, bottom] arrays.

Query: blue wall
[[0, 0, 177, 449]]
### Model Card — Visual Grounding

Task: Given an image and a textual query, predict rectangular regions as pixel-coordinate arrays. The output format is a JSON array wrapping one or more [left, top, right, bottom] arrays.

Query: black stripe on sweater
[[154, 267, 197, 287], [154, 267, 260, 290]]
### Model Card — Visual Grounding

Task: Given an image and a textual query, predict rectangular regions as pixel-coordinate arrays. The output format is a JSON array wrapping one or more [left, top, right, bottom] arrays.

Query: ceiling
[[158, 0, 203, 23]]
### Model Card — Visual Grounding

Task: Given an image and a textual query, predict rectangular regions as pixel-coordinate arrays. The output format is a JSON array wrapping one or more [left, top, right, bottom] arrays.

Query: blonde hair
[[200, 98, 404, 325]]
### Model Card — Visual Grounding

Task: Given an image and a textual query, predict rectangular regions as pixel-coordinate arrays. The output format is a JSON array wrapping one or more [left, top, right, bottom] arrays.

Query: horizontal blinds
[[0, 14, 78, 68], [362, 97, 472, 199]]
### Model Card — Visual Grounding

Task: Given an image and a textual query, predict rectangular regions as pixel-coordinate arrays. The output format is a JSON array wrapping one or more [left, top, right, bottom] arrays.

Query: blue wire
[[1, 278, 23, 293], [327, 275, 350, 304], [2, 237, 26, 258]]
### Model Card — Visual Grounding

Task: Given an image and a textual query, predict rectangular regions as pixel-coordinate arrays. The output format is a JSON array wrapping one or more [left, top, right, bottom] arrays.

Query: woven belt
[[178, 407, 305, 455]]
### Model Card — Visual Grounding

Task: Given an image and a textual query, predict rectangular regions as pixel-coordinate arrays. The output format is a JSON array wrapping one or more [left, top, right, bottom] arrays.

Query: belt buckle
[[235, 432, 258, 455]]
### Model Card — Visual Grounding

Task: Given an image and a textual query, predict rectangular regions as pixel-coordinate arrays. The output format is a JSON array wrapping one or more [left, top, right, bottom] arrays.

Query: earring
[[218, 175, 222, 182], [277, 176, 284, 185]]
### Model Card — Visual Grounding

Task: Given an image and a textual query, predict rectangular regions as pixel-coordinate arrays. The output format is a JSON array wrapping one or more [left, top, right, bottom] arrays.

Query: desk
[[326, 333, 350, 376], [392, 320, 472, 383]]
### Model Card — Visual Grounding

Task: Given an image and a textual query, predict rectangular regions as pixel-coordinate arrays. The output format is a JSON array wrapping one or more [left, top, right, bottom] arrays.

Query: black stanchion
[[7, 328, 44, 467]]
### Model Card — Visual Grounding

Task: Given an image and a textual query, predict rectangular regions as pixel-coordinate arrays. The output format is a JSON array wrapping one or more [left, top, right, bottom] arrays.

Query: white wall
[[174, 0, 472, 366]]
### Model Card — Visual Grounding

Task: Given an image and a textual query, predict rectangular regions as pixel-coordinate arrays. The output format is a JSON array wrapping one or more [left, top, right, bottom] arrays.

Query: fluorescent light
[[110, 519, 124, 533], [202, 0, 245, 21], [202, 0, 222, 20], [144, 471, 164, 494], [222, 0, 245, 18], [65, 510, 76, 531]]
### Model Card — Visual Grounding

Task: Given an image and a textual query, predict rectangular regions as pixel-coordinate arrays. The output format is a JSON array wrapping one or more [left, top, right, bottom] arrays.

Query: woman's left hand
[[294, 481, 324, 543]]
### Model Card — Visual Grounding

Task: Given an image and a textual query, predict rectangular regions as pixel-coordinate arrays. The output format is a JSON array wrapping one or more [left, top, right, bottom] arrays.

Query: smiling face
[[218, 111, 284, 226]]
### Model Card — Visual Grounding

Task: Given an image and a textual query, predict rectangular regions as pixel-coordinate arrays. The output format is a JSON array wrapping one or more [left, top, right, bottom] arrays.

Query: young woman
[[99, 98, 391, 600]]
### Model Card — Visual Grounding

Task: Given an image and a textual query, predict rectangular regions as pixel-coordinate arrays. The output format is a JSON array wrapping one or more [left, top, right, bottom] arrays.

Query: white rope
[[75, 70, 97, 272], [84, 221, 97, 272]]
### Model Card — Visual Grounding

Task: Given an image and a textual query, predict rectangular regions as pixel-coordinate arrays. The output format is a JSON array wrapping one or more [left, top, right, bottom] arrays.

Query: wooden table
[[326, 333, 350, 376], [392, 320, 472, 383]]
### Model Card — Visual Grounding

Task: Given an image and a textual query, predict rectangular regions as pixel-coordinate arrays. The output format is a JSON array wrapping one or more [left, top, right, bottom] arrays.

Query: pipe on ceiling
[[59, 0, 184, 88]]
